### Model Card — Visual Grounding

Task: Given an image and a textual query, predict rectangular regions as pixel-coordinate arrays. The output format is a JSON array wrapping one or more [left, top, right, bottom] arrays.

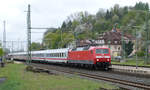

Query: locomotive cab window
[[96, 49, 109, 54]]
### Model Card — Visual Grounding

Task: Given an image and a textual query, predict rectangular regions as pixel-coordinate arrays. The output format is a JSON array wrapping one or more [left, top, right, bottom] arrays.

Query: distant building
[[67, 28, 135, 58], [95, 29, 135, 57]]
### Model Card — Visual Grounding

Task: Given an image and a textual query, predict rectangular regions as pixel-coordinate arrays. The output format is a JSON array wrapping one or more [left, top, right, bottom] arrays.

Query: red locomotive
[[8, 46, 111, 70], [68, 46, 111, 70]]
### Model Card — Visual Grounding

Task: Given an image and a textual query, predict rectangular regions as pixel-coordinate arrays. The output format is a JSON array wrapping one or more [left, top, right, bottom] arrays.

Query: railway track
[[31, 63, 150, 90]]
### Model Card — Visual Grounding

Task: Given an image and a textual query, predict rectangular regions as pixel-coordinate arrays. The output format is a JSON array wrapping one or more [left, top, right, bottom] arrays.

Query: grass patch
[[0, 64, 118, 90]]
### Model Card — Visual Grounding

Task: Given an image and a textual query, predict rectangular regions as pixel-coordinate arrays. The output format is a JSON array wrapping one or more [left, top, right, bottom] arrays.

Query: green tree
[[61, 32, 74, 48], [43, 29, 74, 49], [112, 14, 119, 23], [134, 2, 149, 11], [0, 48, 3, 57], [136, 51, 145, 57], [124, 41, 134, 56], [30, 42, 41, 51]]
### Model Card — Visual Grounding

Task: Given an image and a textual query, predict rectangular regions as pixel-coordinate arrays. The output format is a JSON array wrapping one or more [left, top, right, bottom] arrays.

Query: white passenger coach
[[8, 48, 69, 63]]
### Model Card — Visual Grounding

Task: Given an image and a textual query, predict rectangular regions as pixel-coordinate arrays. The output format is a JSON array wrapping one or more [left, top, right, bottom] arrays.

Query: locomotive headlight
[[97, 59, 99, 61], [107, 59, 109, 61]]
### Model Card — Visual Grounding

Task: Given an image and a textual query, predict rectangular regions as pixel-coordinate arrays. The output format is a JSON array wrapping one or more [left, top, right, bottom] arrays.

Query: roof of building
[[96, 29, 135, 45], [76, 28, 135, 46]]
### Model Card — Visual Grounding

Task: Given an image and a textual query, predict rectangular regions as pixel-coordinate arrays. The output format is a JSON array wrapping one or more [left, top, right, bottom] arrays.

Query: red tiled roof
[[97, 30, 135, 45]]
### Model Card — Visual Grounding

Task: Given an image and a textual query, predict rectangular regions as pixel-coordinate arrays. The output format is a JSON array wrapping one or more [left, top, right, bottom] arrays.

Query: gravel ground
[[30, 63, 150, 90]]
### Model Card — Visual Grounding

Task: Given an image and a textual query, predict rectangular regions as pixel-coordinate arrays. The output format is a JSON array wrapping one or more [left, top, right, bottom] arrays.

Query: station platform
[[112, 65, 150, 75]]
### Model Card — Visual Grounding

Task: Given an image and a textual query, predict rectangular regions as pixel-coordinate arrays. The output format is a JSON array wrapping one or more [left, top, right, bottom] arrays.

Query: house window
[[114, 41, 117, 44], [118, 47, 120, 50]]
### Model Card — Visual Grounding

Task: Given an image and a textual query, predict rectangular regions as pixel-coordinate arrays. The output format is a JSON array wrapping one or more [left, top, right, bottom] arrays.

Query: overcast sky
[[0, 0, 149, 50]]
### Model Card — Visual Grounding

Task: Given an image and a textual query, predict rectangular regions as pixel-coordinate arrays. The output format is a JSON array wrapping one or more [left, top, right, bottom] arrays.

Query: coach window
[[59, 53, 62, 57], [59, 53, 60, 57], [37, 54, 39, 57], [63, 53, 65, 57], [60, 53, 62, 57]]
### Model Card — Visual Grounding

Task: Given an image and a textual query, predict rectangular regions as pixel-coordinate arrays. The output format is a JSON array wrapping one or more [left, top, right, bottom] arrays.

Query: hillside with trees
[[40, 2, 150, 50]]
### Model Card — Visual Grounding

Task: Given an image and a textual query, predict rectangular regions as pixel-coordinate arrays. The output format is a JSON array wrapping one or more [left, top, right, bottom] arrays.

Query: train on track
[[8, 46, 111, 70]]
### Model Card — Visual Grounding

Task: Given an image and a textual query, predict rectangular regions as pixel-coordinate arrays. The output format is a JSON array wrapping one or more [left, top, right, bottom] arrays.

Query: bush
[[0, 48, 3, 56], [136, 51, 145, 57]]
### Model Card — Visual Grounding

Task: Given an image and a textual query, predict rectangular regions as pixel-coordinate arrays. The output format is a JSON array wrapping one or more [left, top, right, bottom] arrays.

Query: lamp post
[[135, 29, 138, 69], [108, 40, 111, 49], [145, 11, 149, 64], [132, 26, 141, 69], [121, 29, 125, 61]]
